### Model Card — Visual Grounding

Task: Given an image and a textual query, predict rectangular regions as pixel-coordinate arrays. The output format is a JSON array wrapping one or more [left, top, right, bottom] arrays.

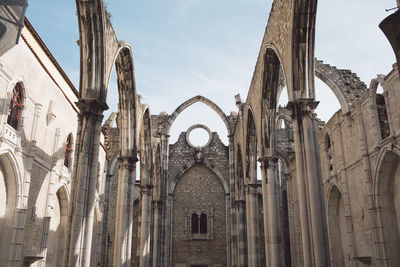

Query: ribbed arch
[[165, 95, 232, 136]]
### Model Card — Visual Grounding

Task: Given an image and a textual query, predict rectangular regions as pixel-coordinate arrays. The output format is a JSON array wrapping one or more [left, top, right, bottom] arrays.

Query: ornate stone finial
[[194, 148, 204, 162]]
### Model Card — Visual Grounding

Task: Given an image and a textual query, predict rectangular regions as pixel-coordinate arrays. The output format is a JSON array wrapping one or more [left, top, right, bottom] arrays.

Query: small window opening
[[191, 213, 199, 234], [376, 93, 390, 140], [64, 133, 73, 167], [200, 213, 207, 234], [326, 134, 334, 174], [7, 83, 23, 130]]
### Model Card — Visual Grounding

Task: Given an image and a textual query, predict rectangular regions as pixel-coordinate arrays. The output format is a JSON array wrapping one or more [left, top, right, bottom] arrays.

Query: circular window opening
[[186, 124, 212, 148]]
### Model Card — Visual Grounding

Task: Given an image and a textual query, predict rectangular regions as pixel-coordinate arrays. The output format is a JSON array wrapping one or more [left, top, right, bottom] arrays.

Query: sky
[[25, 0, 397, 146]]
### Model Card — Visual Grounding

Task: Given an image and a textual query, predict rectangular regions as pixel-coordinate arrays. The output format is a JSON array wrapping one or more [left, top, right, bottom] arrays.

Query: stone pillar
[[152, 201, 161, 267], [113, 156, 136, 267], [260, 156, 281, 267], [245, 183, 259, 267], [38, 127, 61, 267], [235, 200, 247, 267], [139, 186, 153, 267], [289, 101, 330, 267], [159, 133, 170, 267], [66, 99, 106, 267], [228, 135, 234, 267]]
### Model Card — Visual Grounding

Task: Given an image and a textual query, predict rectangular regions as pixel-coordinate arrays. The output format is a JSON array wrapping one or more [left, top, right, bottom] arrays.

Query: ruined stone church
[[0, 1, 400, 267]]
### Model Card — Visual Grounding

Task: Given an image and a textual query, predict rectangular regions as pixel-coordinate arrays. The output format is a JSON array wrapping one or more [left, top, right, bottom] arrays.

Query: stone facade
[[0, 1, 400, 267]]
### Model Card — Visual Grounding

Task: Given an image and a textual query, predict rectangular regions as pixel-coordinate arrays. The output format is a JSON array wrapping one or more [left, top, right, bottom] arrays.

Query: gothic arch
[[169, 160, 229, 195], [235, 142, 245, 201], [314, 66, 350, 114], [291, 0, 317, 99], [369, 76, 391, 142], [0, 149, 23, 264], [373, 146, 400, 266], [76, 0, 119, 104], [261, 46, 286, 155], [114, 42, 138, 158], [5, 78, 28, 132], [245, 108, 258, 183], [48, 184, 69, 267], [165, 95, 232, 136], [326, 183, 350, 267], [138, 107, 153, 185]]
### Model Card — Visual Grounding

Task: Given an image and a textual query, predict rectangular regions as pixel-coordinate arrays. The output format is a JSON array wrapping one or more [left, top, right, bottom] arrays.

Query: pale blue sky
[[25, 1, 396, 145]]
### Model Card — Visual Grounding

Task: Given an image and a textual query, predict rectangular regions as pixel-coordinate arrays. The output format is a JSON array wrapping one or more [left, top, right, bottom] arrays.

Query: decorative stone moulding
[[185, 124, 212, 149]]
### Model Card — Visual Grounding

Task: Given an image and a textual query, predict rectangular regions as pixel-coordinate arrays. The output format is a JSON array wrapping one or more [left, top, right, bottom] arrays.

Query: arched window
[[376, 92, 390, 140], [7, 83, 23, 130], [64, 133, 72, 167], [200, 213, 207, 234], [191, 213, 199, 234], [326, 134, 334, 175]]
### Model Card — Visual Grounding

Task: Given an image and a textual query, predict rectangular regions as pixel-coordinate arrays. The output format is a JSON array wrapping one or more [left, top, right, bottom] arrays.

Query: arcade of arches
[[0, 1, 400, 267]]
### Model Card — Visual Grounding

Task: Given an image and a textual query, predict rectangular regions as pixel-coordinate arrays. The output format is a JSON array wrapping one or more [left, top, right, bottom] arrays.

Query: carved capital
[[118, 155, 138, 170], [287, 99, 319, 119], [258, 156, 278, 170], [152, 200, 162, 210], [76, 98, 108, 121], [234, 199, 246, 208], [245, 183, 258, 195], [140, 185, 153, 195]]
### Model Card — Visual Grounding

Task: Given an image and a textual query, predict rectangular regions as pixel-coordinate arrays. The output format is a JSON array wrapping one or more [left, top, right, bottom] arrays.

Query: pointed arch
[[235, 142, 245, 200], [0, 149, 23, 263], [115, 42, 138, 156], [169, 160, 229, 195], [245, 109, 258, 183], [314, 67, 350, 114], [165, 95, 232, 136], [326, 183, 349, 267], [373, 146, 400, 266], [369, 77, 391, 142]]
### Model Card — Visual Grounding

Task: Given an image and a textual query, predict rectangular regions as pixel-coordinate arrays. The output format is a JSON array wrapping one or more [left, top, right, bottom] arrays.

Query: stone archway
[[66, 2, 140, 267], [165, 95, 232, 136], [374, 148, 400, 266], [0, 150, 22, 265], [326, 184, 350, 267]]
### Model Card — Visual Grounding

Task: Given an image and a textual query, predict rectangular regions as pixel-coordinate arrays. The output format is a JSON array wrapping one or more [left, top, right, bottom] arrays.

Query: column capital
[[152, 200, 162, 210], [118, 155, 138, 170], [245, 183, 258, 195], [140, 185, 153, 195], [234, 199, 246, 208], [287, 99, 319, 118], [76, 98, 108, 119], [258, 156, 278, 169]]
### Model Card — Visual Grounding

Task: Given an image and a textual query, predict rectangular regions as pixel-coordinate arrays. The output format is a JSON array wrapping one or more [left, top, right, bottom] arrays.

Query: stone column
[[38, 127, 61, 267], [290, 101, 330, 267], [228, 135, 234, 267], [260, 156, 281, 267], [245, 183, 259, 267], [139, 186, 153, 267], [235, 200, 247, 267], [113, 156, 136, 267], [66, 99, 106, 267], [159, 133, 170, 267], [152, 201, 161, 267]]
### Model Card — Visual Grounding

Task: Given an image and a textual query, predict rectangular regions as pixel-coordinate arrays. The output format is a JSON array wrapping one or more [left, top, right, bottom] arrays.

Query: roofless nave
[[0, 1, 400, 267]]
